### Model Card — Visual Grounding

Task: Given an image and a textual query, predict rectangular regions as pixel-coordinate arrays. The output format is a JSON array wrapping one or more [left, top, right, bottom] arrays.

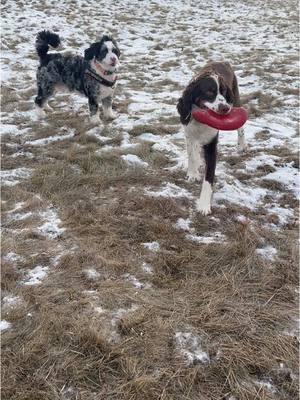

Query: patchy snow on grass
[[145, 182, 193, 199], [38, 208, 65, 239], [25, 132, 75, 146], [1, 167, 32, 186], [22, 266, 49, 286], [214, 180, 268, 210], [244, 154, 279, 172], [266, 205, 294, 226], [175, 331, 210, 366], [186, 232, 226, 244], [256, 245, 278, 261], [2, 252, 25, 263], [175, 217, 192, 231], [122, 273, 151, 289], [0, 320, 12, 332], [2, 295, 23, 308], [84, 268, 101, 280], [138, 131, 186, 170], [141, 262, 153, 274], [143, 241, 160, 252], [121, 154, 149, 167], [109, 305, 139, 343], [263, 164, 299, 198]]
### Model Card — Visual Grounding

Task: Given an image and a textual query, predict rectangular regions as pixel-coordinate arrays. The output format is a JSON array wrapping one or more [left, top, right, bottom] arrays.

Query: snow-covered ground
[[1, 0, 299, 398]]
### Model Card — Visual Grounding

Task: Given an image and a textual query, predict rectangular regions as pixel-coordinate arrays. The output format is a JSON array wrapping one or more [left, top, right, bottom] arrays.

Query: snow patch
[[145, 182, 193, 199], [0, 320, 12, 332], [1, 167, 32, 186], [84, 268, 101, 280], [143, 241, 160, 252], [175, 331, 210, 366], [38, 208, 65, 239], [22, 266, 49, 285], [121, 154, 149, 167], [256, 245, 277, 261]]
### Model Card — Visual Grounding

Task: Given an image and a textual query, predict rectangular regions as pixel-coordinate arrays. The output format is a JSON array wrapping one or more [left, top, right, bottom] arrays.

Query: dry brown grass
[[1, 0, 299, 399]]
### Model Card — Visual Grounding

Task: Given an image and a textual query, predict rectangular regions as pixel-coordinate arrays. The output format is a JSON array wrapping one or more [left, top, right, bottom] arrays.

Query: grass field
[[1, 0, 299, 399]]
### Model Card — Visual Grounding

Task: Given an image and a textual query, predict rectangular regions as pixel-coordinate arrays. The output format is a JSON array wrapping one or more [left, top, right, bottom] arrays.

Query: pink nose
[[111, 57, 116, 65], [218, 104, 230, 115]]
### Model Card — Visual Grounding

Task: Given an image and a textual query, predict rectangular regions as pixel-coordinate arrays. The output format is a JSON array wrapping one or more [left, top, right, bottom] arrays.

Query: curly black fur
[[36, 30, 60, 65], [34, 30, 120, 119]]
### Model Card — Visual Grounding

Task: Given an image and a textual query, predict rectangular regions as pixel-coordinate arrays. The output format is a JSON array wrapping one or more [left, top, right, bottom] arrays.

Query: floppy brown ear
[[177, 96, 192, 125]]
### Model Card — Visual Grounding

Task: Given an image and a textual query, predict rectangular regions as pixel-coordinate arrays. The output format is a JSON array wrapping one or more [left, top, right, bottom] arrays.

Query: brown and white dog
[[177, 61, 247, 215]]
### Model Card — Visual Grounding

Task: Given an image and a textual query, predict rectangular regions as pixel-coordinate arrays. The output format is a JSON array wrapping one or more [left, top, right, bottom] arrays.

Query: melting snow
[[38, 208, 65, 239], [121, 154, 149, 167], [186, 232, 226, 244], [143, 241, 160, 252], [0, 320, 12, 331], [22, 266, 49, 285], [256, 245, 278, 261], [1, 167, 32, 186], [2, 295, 23, 308], [145, 182, 193, 199], [175, 331, 210, 366], [85, 268, 101, 280]]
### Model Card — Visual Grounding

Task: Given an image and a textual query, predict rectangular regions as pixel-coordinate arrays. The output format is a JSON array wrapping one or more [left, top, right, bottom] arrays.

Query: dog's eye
[[206, 90, 214, 96]]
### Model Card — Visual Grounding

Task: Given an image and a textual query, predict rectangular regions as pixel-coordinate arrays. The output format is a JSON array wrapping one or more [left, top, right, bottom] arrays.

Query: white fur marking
[[204, 75, 231, 113], [196, 180, 213, 215], [90, 112, 101, 125]]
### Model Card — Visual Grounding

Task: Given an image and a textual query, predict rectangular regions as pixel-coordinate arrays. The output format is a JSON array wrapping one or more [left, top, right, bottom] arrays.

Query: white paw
[[187, 171, 201, 182], [35, 106, 46, 118], [90, 113, 101, 125], [238, 143, 248, 153], [196, 199, 212, 215], [44, 103, 53, 112], [103, 110, 117, 120]]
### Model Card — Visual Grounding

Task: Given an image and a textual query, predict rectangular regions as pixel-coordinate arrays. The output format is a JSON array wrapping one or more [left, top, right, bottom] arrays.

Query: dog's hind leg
[[35, 81, 55, 118]]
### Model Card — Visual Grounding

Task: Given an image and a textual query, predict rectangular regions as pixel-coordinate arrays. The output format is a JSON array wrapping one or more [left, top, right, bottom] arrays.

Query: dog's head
[[177, 73, 234, 125], [84, 35, 120, 72]]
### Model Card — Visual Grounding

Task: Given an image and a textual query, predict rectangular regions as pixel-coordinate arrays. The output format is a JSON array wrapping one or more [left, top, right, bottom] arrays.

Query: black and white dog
[[177, 61, 246, 215], [34, 30, 120, 124]]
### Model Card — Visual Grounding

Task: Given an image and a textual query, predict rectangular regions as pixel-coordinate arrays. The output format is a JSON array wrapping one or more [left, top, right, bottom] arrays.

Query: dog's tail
[[36, 30, 60, 62]]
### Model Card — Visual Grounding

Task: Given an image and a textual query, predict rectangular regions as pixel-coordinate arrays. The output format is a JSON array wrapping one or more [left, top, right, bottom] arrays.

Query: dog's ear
[[111, 37, 121, 58], [177, 95, 192, 125], [101, 34, 121, 58], [84, 43, 99, 60]]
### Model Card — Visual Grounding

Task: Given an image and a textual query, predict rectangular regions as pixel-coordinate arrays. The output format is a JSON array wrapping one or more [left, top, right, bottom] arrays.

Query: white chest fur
[[98, 84, 115, 100], [184, 118, 218, 145]]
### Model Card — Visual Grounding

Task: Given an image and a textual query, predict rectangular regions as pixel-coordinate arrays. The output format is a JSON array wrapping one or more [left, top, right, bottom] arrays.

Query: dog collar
[[94, 60, 115, 76], [85, 68, 117, 88]]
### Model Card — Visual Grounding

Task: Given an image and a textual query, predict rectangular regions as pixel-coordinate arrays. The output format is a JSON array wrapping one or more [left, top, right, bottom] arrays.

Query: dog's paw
[[90, 114, 101, 125], [187, 172, 201, 182], [44, 103, 54, 112], [35, 106, 46, 118], [103, 110, 117, 120], [237, 143, 248, 153], [196, 199, 212, 215]]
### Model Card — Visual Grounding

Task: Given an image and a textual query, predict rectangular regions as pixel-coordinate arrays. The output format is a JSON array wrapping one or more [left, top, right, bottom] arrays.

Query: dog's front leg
[[185, 130, 203, 182], [102, 95, 116, 120], [88, 97, 101, 125], [237, 127, 247, 152], [196, 135, 218, 215]]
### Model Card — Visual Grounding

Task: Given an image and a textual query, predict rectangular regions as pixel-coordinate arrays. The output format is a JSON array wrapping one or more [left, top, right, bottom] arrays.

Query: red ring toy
[[192, 107, 248, 131]]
